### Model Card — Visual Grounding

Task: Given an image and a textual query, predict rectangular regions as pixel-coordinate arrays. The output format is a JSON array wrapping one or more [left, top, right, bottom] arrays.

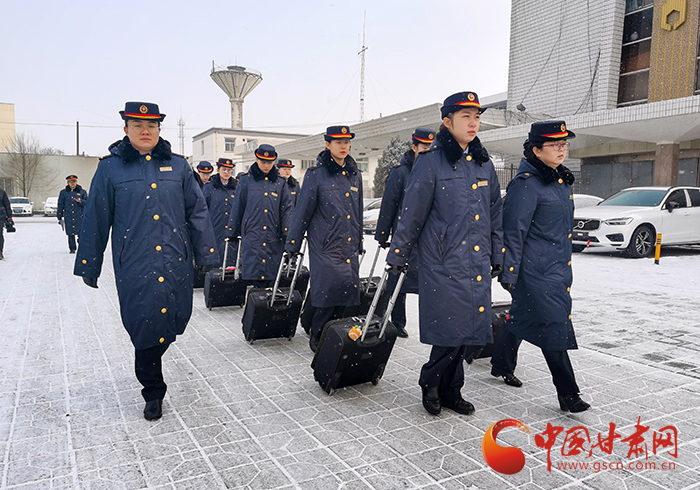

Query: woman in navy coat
[[285, 126, 363, 352], [494, 120, 590, 413], [74, 102, 218, 421], [387, 93, 503, 416], [227, 145, 293, 287], [375, 127, 435, 338], [57, 175, 88, 253], [203, 158, 237, 265]]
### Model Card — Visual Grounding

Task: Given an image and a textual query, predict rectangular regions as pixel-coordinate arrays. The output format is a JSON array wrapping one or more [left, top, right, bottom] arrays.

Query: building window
[[301, 159, 315, 170], [355, 157, 369, 172], [225, 138, 236, 152], [618, 2, 653, 106], [696, 28, 700, 94], [200, 140, 204, 154]]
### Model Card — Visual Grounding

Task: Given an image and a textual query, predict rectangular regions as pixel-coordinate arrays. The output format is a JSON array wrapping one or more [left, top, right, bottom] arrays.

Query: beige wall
[[0, 102, 16, 149], [0, 153, 99, 210]]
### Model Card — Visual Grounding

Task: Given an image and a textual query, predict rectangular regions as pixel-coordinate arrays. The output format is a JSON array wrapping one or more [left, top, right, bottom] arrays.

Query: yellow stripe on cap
[[456, 101, 482, 108], [327, 133, 353, 138], [256, 153, 277, 161], [541, 131, 569, 138], [413, 137, 433, 143], [123, 113, 162, 119]]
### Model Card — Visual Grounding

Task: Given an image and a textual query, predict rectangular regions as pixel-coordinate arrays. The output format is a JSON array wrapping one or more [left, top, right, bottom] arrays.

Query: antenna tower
[[358, 11, 368, 123], [177, 113, 185, 155]]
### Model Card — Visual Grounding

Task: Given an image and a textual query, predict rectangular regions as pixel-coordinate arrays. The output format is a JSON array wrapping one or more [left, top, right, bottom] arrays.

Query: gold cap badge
[[140, 105, 148, 113], [467, 93, 475, 101]]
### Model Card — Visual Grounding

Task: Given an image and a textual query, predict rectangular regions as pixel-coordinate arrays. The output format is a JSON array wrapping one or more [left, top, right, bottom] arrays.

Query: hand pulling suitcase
[[193, 263, 207, 289], [311, 266, 407, 395], [338, 247, 390, 318], [241, 251, 303, 343], [465, 301, 511, 363], [204, 238, 247, 310], [279, 239, 310, 301]]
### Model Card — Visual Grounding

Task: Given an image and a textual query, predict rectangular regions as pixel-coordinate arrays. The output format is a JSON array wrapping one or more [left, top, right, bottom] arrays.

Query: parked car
[[43, 197, 59, 216], [10, 197, 34, 216], [573, 194, 604, 209], [362, 198, 383, 234], [572, 186, 700, 257]]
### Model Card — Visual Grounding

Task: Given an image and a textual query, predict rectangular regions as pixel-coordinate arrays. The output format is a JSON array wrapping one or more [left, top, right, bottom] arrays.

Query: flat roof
[[192, 127, 308, 140]]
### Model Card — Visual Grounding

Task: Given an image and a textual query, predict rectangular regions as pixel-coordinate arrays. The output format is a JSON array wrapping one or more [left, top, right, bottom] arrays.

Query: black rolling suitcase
[[465, 302, 511, 363], [241, 251, 304, 343], [311, 266, 406, 395], [279, 240, 310, 301], [204, 238, 247, 310]]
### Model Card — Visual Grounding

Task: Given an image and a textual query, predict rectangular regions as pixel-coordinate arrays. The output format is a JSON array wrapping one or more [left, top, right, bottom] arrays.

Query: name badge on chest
[[160, 166, 173, 172]]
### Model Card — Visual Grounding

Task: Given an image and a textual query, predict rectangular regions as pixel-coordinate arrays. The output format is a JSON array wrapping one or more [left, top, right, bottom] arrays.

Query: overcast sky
[[1, 0, 512, 157]]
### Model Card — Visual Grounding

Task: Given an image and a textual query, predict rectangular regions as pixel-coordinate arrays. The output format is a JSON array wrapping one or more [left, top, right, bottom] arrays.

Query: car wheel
[[626, 225, 655, 258], [572, 244, 585, 253]]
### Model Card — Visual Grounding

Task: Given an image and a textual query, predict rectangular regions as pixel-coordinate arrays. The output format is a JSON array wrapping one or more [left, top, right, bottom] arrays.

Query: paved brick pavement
[[1, 217, 700, 489]]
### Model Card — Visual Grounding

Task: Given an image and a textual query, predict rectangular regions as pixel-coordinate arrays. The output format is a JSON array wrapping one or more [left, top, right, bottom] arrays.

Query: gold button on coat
[[476, 275, 482, 282], [264, 192, 268, 196], [145, 155, 151, 161], [395, 249, 400, 253], [264, 209, 268, 213], [474, 245, 480, 252], [568, 233, 572, 238], [502, 247, 506, 253], [475, 215, 480, 220], [472, 184, 477, 190], [82, 259, 87, 264], [466, 155, 472, 161], [345, 193, 349, 197], [342, 171, 346, 175], [479, 306, 485, 312], [153, 214, 159, 220], [158, 277, 164, 283], [568, 261, 572, 266], [161, 308, 167, 314], [558, 178, 563, 184], [210, 248, 215, 253], [155, 246, 162, 251], [263, 226, 267, 230], [151, 183, 157, 189], [346, 259, 351, 263], [567, 287, 570, 292], [261, 276, 265, 280], [262, 243, 266, 246], [159, 337, 165, 343], [509, 266, 514, 271], [347, 237, 351, 241], [347, 215, 351, 219]]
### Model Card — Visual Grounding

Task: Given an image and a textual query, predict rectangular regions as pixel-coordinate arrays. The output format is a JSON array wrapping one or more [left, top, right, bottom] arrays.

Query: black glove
[[57, 218, 62, 223], [5, 219, 16, 233], [378, 240, 390, 249], [387, 263, 409, 275], [83, 276, 98, 289], [490, 264, 503, 278], [285, 249, 301, 258], [201, 264, 214, 273], [500, 282, 516, 293]]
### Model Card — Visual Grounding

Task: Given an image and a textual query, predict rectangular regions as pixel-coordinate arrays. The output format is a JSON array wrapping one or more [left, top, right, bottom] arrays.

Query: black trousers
[[68, 234, 77, 252], [135, 342, 170, 402], [419, 345, 480, 402], [491, 329, 580, 395], [310, 306, 336, 342], [0, 226, 4, 252]]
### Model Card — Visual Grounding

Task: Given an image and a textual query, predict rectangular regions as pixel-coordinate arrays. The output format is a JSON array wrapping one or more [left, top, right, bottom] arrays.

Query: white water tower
[[210, 62, 263, 129]]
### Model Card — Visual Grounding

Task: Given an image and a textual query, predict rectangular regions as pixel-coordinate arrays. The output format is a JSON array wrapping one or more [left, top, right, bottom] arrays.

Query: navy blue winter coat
[[203, 174, 237, 264], [286, 175, 301, 208], [227, 164, 293, 282], [375, 149, 419, 294], [74, 137, 218, 350], [499, 157, 578, 351], [0, 188, 11, 222], [285, 150, 363, 308], [57, 185, 88, 235], [387, 130, 503, 347]]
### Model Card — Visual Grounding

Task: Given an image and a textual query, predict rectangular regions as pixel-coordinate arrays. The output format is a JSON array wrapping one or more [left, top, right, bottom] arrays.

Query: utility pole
[[358, 10, 368, 123], [177, 111, 185, 155], [76, 121, 79, 156]]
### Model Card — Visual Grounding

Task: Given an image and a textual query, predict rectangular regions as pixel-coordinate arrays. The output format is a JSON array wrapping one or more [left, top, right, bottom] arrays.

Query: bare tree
[[0, 133, 60, 197]]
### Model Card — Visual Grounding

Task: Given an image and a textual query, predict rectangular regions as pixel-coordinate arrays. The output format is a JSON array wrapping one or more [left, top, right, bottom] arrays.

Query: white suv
[[572, 186, 700, 258], [43, 197, 59, 216], [10, 197, 34, 217]]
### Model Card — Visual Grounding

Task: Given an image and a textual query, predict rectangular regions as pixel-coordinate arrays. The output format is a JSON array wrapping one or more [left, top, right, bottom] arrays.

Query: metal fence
[[495, 166, 581, 194]]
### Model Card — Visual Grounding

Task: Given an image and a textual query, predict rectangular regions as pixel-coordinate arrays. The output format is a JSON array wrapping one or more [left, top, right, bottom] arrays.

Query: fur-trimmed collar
[[316, 149, 358, 176], [109, 136, 173, 164], [64, 184, 84, 192], [434, 128, 490, 166], [210, 173, 237, 190], [523, 155, 576, 185], [400, 149, 415, 170], [286, 175, 299, 188], [249, 162, 280, 181]]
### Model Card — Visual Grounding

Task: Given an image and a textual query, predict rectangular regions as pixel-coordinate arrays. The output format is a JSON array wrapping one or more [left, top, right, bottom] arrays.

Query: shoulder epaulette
[[172, 152, 186, 159], [99, 154, 112, 160], [516, 172, 534, 180], [421, 144, 439, 154], [306, 164, 322, 171]]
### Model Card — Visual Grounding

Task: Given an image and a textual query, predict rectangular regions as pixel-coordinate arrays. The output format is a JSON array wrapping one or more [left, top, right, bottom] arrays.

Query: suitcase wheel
[[328, 388, 335, 396], [371, 377, 380, 386], [248, 339, 254, 345], [287, 336, 293, 341], [208, 306, 212, 311]]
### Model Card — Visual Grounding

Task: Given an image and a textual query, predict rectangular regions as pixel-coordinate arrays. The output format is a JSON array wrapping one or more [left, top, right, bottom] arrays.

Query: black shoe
[[558, 394, 590, 413], [442, 397, 475, 415], [144, 399, 163, 420], [0, 251, 3, 260], [421, 386, 441, 415], [69, 250, 76, 254], [396, 326, 409, 338], [309, 336, 320, 353], [491, 367, 523, 387]]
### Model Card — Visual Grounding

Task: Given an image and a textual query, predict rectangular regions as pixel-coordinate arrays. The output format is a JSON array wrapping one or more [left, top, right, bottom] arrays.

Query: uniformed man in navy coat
[[494, 120, 590, 413], [277, 159, 300, 207], [194, 161, 213, 189], [285, 126, 363, 352], [74, 102, 218, 421], [387, 93, 503, 416], [375, 128, 435, 338], [227, 145, 293, 288], [203, 157, 237, 264], [57, 175, 88, 253]]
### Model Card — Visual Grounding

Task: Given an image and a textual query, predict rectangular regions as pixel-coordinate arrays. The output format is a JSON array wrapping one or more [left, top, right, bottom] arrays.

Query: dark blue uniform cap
[[527, 120, 576, 144], [324, 125, 355, 141], [412, 128, 436, 146], [441, 92, 485, 118], [255, 144, 277, 161], [66, 175, 78, 181], [216, 158, 234, 168], [277, 159, 294, 168], [119, 102, 166, 122], [196, 161, 213, 173]]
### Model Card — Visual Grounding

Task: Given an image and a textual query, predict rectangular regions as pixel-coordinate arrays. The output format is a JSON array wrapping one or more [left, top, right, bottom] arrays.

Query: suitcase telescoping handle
[[364, 246, 381, 295], [221, 237, 230, 281], [270, 242, 306, 308], [233, 237, 242, 281], [360, 266, 406, 342]]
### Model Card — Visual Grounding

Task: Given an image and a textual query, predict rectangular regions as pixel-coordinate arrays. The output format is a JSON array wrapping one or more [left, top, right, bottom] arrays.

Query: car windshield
[[10, 198, 29, 204], [599, 189, 667, 207]]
